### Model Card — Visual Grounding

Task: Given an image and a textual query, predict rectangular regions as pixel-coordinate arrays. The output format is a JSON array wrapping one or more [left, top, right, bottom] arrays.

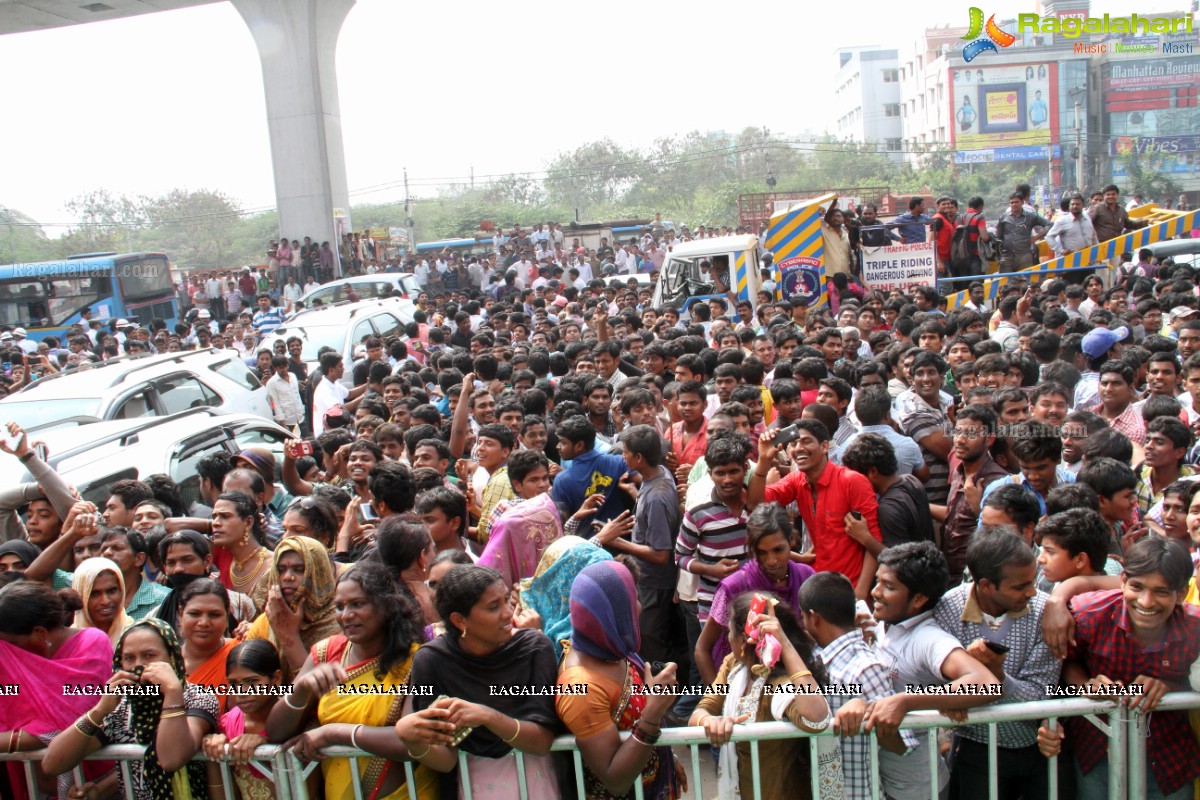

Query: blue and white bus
[[0, 252, 179, 341]]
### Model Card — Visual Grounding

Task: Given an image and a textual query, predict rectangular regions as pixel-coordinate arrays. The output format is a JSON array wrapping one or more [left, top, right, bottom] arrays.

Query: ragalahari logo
[[962, 7, 1017, 62]]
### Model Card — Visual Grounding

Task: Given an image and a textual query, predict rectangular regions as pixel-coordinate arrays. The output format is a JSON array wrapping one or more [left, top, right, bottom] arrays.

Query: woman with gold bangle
[[0, 582, 115, 800], [266, 562, 437, 800], [397, 564, 561, 799], [43, 619, 218, 800]]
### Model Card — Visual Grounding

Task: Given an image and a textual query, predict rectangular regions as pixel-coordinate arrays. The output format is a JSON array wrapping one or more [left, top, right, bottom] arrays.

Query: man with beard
[[931, 404, 1009, 585]]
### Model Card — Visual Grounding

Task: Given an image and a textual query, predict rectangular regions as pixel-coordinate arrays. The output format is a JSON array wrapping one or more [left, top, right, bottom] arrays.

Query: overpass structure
[[0, 0, 354, 267]]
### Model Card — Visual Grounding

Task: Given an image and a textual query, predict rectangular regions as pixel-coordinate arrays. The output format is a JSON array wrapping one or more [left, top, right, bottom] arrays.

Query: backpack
[[950, 211, 992, 270]]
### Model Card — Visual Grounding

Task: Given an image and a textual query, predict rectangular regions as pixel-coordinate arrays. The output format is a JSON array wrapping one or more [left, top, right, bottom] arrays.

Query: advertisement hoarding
[[951, 62, 1058, 151]]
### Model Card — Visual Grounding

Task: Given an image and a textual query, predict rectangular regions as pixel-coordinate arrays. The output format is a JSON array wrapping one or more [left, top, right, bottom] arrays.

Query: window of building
[[884, 103, 901, 117], [886, 138, 903, 152], [883, 69, 899, 82]]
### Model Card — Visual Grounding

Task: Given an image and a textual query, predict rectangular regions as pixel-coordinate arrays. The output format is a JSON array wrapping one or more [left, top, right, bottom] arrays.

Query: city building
[[833, 47, 905, 162]]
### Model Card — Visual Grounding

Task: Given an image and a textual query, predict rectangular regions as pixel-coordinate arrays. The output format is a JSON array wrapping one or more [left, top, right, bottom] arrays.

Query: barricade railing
[[3, 692, 1198, 800]]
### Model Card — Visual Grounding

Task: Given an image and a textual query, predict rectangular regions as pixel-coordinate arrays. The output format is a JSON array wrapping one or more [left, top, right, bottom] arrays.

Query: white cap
[[12, 328, 26, 337], [115, 318, 131, 328]]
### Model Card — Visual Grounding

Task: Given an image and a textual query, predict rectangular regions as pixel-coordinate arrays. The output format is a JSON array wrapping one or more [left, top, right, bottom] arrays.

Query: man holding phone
[[933, 531, 1059, 799], [748, 419, 881, 600]]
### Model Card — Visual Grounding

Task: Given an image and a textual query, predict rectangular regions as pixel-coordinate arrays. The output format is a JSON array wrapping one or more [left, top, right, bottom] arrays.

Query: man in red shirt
[[666, 380, 708, 480], [747, 419, 881, 599]]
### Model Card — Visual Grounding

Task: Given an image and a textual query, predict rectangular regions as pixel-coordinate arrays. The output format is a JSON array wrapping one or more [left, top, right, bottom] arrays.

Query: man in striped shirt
[[251, 293, 285, 336], [675, 431, 752, 623]]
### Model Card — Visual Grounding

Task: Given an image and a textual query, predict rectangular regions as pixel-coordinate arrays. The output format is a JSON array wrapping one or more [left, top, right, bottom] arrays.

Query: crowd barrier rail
[[2, 691, 1198, 800]]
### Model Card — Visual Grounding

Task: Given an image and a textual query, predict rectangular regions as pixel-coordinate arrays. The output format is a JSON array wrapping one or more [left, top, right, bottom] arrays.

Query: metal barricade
[[4, 693, 1199, 800]]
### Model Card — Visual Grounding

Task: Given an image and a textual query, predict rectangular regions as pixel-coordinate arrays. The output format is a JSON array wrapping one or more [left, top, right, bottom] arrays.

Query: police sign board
[[861, 242, 937, 293]]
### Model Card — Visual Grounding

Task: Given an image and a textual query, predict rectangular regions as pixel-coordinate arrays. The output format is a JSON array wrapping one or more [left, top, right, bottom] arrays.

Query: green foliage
[[8, 132, 1071, 268], [1115, 152, 1183, 202]]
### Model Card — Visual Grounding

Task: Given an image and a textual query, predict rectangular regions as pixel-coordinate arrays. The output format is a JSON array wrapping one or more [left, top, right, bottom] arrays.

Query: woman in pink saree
[[0, 581, 114, 800], [479, 492, 563, 589]]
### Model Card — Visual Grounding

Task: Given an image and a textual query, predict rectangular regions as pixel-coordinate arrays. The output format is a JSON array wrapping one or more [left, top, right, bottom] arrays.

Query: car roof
[[2, 348, 235, 397], [276, 299, 414, 334], [1144, 239, 1200, 257], [298, 274, 410, 299], [665, 234, 759, 259]]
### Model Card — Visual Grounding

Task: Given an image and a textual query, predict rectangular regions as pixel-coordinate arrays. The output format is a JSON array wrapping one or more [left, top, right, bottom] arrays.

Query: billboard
[[951, 63, 1057, 150]]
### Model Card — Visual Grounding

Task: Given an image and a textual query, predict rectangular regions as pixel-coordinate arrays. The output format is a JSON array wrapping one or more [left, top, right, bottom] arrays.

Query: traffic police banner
[[861, 242, 937, 293]]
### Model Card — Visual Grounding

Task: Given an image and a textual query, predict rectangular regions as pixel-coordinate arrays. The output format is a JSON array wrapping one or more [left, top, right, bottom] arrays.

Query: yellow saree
[[314, 636, 439, 800]]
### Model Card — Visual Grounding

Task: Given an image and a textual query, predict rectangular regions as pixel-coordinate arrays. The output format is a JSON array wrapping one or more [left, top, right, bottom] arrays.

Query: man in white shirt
[[302, 277, 319, 296], [281, 277, 303, 311], [1044, 194, 1098, 257], [413, 259, 430, 289], [614, 246, 629, 275], [265, 355, 304, 429], [312, 352, 367, 436]]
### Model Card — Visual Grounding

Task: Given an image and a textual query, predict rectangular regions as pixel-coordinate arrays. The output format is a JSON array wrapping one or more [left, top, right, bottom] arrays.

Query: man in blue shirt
[[552, 414, 630, 527], [251, 294, 285, 336], [892, 197, 931, 244]]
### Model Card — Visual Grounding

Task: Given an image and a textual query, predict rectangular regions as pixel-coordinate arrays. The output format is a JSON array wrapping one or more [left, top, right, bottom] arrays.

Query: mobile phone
[[294, 441, 315, 457], [984, 640, 1010, 655], [773, 424, 802, 447], [850, 511, 863, 521], [34, 443, 47, 462], [649, 661, 667, 677], [358, 502, 379, 524]]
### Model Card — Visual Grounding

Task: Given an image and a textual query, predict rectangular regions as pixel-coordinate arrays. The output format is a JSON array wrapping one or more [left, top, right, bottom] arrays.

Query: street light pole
[[1074, 101, 1084, 190]]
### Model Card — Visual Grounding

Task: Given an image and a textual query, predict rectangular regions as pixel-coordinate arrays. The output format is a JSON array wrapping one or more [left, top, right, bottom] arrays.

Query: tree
[[544, 139, 641, 216], [1115, 152, 1183, 205]]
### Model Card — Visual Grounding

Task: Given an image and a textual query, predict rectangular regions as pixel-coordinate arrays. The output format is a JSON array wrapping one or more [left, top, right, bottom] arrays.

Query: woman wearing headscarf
[[0, 582, 114, 800], [43, 618, 219, 800], [0, 539, 41, 573], [398, 564, 561, 799], [517, 536, 611, 659], [478, 462, 563, 588], [72, 556, 133, 648], [244, 536, 340, 681], [690, 594, 837, 800], [267, 562, 438, 800], [554, 560, 684, 800]]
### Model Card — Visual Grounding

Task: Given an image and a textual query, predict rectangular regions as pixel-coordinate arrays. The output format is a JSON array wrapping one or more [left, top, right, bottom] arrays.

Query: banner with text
[[862, 242, 937, 293]]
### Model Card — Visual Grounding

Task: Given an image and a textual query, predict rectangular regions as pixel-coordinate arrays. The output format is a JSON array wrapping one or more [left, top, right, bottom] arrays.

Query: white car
[[297, 274, 421, 308], [0, 409, 292, 510], [0, 348, 272, 432], [261, 299, 416, 387]]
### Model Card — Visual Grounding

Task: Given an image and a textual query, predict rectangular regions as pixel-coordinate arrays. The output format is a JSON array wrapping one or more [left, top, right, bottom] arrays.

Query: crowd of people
[[0, 187, 1198, 800]]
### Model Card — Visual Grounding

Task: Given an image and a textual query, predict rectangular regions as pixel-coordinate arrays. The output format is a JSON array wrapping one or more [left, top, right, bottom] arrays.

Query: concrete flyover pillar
[[231, 0, 355, 276]]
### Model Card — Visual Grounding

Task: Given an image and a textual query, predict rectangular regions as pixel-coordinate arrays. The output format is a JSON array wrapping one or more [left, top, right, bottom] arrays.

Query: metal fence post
[[1127, 705, 1148, 800], [1108, 704, 1128, 800]]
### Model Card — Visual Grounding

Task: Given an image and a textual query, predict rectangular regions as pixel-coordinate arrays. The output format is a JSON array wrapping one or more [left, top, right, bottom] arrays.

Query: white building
[[833, 47, 904, 162], [896, 29, 959, 166]]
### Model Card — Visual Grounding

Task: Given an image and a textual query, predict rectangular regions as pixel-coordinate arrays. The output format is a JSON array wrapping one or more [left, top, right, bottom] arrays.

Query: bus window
[[117, 256, 172, 301], [0, 281, 48, 326], [48, 278, 104, 325]]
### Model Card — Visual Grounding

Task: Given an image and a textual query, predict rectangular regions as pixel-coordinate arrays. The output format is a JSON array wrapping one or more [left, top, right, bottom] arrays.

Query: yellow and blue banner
[[767, 192, 837, 311], [944, 205, 1198, 310]]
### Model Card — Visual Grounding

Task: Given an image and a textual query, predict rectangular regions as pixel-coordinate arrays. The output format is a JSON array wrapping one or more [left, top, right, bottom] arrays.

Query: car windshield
[[0, 397, 103, 429], [269, 325, 344, 361]]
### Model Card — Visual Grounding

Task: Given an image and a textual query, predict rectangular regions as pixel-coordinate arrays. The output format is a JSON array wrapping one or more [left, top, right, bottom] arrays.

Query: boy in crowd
[[1041, 537, 1200, 799], [857, 542, 1003, 800], [934, 532, 1060, 800]]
